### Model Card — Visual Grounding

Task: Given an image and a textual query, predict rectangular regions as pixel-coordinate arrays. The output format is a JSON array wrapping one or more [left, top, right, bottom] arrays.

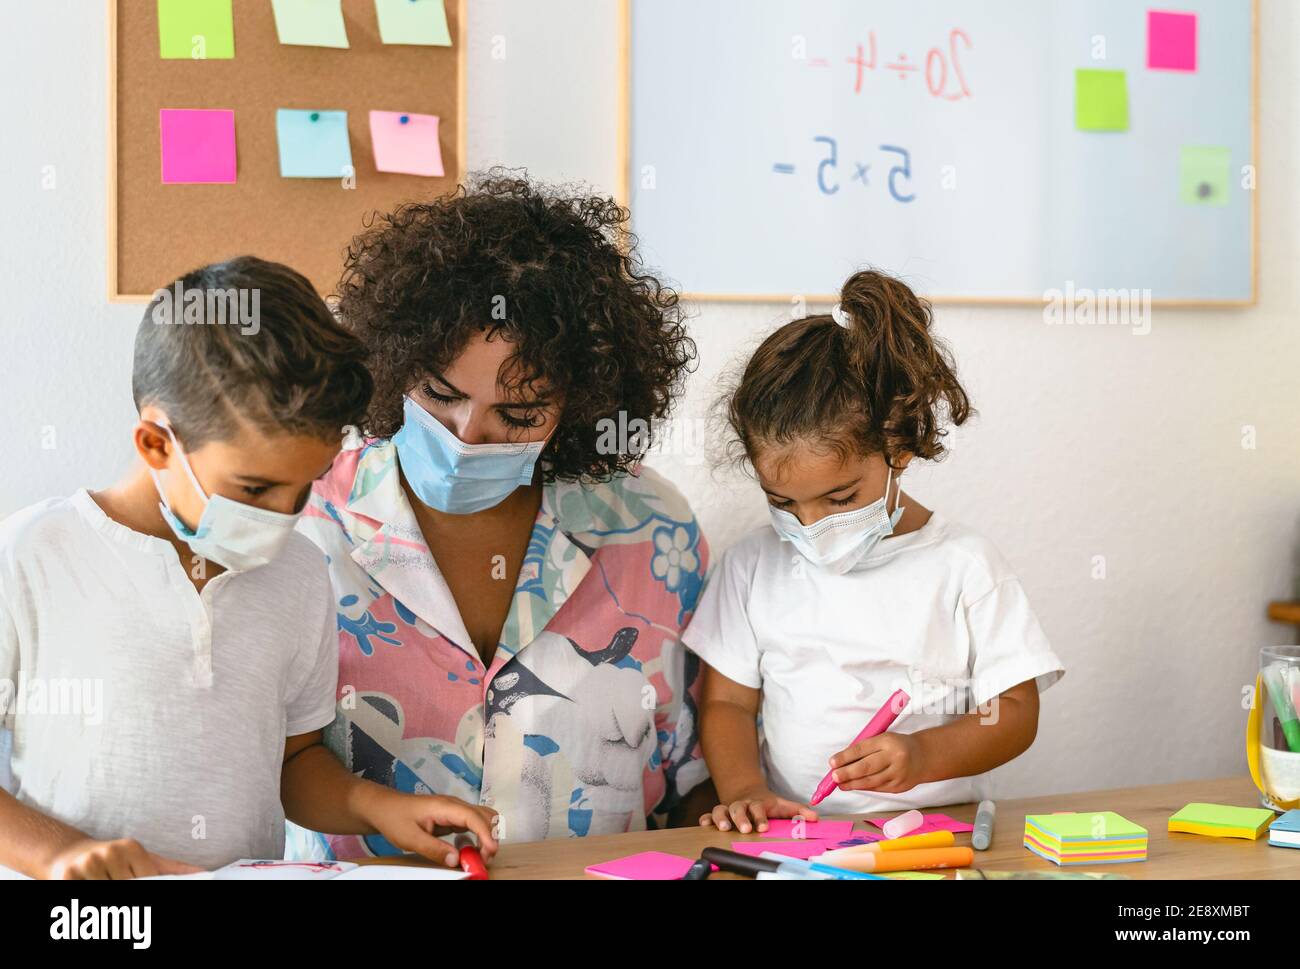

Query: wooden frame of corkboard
[[617, 0, 1259, 307], [108, 0, 468, 302]]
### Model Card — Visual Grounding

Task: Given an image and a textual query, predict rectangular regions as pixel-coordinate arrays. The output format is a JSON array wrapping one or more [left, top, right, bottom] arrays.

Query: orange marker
[[811, 845, 973, 873]]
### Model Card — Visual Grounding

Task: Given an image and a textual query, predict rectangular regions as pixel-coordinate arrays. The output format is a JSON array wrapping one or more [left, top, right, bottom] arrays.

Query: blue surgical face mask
[[393, 395, 549, 515], [768, 467, 904, 575], [148, 422, 301, 572]]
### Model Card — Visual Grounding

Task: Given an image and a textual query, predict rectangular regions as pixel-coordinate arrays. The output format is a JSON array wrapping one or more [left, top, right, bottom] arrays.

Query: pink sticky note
[[864, 812, 974, 835], [585, 851, 698, 880], [732, 839, 836, 860], [160, 109, 237, 184], [1147, 10, 1197, 72], [369, 110, 444, 176], [760, 819, 857, 841]]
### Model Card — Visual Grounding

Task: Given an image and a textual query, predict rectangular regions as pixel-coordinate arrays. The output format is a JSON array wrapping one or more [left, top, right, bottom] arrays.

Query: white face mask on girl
[[767, 467, 904, 575], [148, 422, 301, 572]]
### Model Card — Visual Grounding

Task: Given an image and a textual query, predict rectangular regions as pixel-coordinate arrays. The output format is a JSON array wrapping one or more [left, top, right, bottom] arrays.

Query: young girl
[[684, 269, 1065, 833]]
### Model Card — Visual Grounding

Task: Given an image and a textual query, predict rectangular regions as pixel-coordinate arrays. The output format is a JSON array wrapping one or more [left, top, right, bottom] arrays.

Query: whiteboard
[[624, 0, 1256, 304]]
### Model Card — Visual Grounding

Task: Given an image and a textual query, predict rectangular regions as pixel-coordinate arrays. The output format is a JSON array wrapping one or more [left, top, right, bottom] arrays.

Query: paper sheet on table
[[732, 840, 837, 860], [864, 812, 974, 835], [759, 819, 857, 841], [585, 851, 698, 880], [332, 865, 467, 880]]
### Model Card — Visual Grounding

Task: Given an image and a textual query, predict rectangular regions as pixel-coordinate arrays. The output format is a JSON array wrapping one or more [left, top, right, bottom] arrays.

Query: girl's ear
[[134, 414, 173, 471]]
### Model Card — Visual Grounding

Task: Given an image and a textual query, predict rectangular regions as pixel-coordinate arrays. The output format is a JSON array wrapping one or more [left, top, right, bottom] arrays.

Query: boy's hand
[[698, 786, 819, 834], [829, 731, 925, 794], [363, 789, 499, 867], [44, 838, 204, 880]]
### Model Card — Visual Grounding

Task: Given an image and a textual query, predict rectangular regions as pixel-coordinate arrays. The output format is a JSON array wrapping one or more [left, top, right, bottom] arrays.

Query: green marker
[[1263, 664, 1300, 753]]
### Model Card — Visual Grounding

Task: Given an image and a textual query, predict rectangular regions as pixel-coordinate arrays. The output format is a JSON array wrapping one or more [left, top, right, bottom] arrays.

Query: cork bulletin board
[[109, 0, 467, 301]]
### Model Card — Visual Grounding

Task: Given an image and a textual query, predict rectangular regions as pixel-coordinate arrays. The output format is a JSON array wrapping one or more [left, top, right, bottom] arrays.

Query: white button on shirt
[[0, 490, 338, 870], [683, 511, 1065, 815]]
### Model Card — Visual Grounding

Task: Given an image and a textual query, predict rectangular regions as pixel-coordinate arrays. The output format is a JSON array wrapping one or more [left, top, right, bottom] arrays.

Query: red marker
[[809, 688, 910, 806], [454, 833, 488, 880]]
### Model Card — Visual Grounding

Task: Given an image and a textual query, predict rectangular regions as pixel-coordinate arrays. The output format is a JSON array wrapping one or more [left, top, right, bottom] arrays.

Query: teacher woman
[[289, 172, 710, 857]]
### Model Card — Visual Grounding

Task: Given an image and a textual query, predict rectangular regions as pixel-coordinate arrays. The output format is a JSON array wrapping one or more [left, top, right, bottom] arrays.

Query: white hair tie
[[830, 303, 852, 328]]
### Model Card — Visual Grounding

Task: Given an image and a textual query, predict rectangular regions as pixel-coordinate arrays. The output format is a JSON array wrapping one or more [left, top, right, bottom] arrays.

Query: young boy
[[0, 257, 497, 878]]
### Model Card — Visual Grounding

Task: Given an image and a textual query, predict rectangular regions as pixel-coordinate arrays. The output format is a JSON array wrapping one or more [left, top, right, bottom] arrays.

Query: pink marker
[[809, 689, 910, 807]]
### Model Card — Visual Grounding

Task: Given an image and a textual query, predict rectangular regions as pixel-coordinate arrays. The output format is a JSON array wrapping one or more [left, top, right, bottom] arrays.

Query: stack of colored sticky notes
[[1024, 812, 1148, 866], [1268, 809, 1300, 848], [1168, 803, 1275, 841]]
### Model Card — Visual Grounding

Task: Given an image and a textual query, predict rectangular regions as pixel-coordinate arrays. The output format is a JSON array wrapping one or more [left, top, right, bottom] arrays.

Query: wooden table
[[361, 775, 1300, 880]]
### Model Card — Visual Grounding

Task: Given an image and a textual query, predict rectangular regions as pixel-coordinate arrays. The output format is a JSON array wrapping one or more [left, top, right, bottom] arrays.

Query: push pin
[[399, 114, 410, 124], [310, 112, 320, 122], [1197, 181, 1212, 199]]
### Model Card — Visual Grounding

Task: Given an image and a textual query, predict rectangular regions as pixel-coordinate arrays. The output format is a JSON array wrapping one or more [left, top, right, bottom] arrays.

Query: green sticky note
[[157, 0, 234, 60], [1170, 803, 1273, 828], [374, 0, 451, 46], [1179, 146, 1231, 206], [1026, 812, 1147, 840], [271, 0, 349, 48], [1075, 69, 1128, 131]]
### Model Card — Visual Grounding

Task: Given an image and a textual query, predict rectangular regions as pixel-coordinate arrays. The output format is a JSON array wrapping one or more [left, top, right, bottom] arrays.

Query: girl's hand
[[829, 731, 926, 794], [44, 838, 204, 880], [364, 789, 499, 867], [698, 787, 819, 834]]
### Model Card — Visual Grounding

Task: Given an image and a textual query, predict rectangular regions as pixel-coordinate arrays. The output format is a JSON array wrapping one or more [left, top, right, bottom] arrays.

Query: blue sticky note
[[276, 110, 353, 178]]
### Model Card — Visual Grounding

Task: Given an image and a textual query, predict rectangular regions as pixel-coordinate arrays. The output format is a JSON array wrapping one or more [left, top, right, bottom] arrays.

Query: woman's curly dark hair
[[335, 169, 696, 483]]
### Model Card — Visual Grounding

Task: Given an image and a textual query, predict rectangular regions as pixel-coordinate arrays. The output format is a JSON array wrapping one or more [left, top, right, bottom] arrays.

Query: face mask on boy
[[148, 421, 301, 572], [768, 467, 904, 575], [392, 395, 549, 516]]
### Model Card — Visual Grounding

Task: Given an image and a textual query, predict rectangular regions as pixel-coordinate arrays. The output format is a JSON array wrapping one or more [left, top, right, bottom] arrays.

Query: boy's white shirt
[[0, 489, 338, 872], [683, 510, 1065, 816]]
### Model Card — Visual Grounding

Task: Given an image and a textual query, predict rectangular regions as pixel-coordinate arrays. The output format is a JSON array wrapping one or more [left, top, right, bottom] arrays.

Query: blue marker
[[758, 852, 887, 880]]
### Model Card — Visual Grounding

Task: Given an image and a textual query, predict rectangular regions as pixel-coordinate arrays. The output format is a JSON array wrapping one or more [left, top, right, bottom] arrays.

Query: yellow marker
[[817, 830, 954, 861]]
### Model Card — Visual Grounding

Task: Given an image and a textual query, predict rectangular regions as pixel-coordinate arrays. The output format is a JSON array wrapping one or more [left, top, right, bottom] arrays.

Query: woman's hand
[[698, 786, 819, 834], [361, 789, 499, 867], [828, 731, 926, 794], [44, 838, 204, 880]]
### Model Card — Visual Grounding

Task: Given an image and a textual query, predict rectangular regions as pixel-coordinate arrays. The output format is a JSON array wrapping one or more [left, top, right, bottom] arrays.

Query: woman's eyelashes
[[420, 381, 547, 430], [828, 492, 859, 507], [498, 408, 545, 430], [420, 381, 459, 405]]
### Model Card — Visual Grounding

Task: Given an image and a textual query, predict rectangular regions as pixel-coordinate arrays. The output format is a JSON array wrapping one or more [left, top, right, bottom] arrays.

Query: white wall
[[1, 1, 1298, 802]]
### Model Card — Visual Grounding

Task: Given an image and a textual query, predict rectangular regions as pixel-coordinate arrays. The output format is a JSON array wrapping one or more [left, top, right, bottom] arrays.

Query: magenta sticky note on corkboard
[[369, 110, 444, 176], [1147, 10, 1197, 72], [159, 109, 237, 184]]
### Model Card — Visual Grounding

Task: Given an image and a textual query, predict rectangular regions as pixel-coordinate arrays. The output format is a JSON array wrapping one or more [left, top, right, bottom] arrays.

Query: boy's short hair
[[133, 256, 373, 448]]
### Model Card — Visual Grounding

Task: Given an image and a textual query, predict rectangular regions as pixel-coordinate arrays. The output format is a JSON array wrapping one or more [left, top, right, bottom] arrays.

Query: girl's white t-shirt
[[683, 510, 1065, 815]]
